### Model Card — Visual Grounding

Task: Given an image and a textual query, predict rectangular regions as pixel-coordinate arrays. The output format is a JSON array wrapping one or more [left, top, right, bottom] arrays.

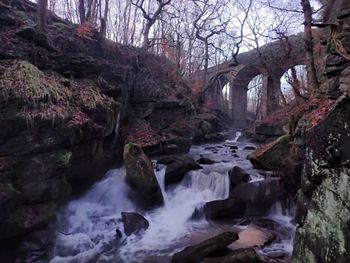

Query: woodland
[[0, 0, 349, 263]]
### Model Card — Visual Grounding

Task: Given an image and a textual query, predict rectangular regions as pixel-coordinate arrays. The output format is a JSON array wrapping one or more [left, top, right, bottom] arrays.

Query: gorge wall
[[292, 1, 350, 262], [0, 0, 204, 253]]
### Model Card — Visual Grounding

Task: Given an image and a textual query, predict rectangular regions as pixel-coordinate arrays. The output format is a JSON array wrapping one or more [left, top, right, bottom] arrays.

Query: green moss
[[53, 150, 72, 168], [248, 135, 291, 170], [48, 22, 75, 34], [0, 60, 72, 104]]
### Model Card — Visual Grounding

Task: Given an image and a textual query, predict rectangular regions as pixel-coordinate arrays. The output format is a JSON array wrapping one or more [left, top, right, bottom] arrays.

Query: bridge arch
[[199, 35, 306, 127]]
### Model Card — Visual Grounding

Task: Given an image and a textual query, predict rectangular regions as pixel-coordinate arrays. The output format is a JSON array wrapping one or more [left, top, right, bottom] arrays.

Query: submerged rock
[[157, 155, 201, 186], [171, 232, 238, 263], [197, 157, 216, 165], [123, 143, 163, 208], [121, 212, 149, 236], [204, 178, 284, 220]]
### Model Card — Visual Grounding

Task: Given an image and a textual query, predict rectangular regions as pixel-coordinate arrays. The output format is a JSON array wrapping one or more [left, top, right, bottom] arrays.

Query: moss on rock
[[248, 135, 292, 170], [123, 143, 163, 208]]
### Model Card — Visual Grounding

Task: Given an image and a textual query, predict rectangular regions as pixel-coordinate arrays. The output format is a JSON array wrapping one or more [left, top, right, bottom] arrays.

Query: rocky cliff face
[[0, 0, 197, 252], [292, 1, 350, 262]]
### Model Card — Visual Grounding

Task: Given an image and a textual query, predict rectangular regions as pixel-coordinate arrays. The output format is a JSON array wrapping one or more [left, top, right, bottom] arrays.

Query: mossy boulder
[[123, 143, 163, 208], [248, 135, 291, 170]]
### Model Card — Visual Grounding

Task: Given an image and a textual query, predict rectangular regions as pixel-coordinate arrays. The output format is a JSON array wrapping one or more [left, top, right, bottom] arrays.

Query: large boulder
[[248, 135, 291, 171], [158, 155, 201, 186], [123, 143, 163, 208], [204, 178, 284, 220], [171, 232, 239, 263], [192, 111, 227, 143], [121, 212, 149, 236], [228, 166, 250, 191], [248, 135, 302, 195]]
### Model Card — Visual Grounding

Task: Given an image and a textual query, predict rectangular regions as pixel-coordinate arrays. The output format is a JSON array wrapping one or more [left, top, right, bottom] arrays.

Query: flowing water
[[51, 132, 295, 263]]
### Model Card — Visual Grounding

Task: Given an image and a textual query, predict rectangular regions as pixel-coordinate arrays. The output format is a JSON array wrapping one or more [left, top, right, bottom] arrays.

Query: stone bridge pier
[[229, 69, 284, 128]]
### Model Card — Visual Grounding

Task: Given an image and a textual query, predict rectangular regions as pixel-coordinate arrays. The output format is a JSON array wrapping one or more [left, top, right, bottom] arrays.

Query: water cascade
[[51, 136, 295, 263]]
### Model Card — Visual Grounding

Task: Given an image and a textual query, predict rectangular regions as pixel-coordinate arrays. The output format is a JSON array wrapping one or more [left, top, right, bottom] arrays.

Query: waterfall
[[118, 169, 230, 262], [50, 141, 296, 263]]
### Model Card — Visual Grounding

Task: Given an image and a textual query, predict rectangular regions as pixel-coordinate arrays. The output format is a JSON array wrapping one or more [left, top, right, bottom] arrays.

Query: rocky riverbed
[[47, 132, 295, 263]]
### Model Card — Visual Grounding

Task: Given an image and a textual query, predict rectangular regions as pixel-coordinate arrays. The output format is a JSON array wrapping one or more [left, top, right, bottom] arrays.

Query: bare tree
[[132, 0, 172, 50], [301, 0, 319, 90]]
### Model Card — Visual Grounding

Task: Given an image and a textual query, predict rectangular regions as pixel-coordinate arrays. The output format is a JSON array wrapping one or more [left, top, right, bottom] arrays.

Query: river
[[50, 132, 295, 263]]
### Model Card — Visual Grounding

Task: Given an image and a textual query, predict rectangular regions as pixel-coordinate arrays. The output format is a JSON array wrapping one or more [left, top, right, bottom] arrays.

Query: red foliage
[[68, 110, 91, 127], [123, 121, 173, 148], [289, 97, 337, 130], [76, 22, 97, 39]]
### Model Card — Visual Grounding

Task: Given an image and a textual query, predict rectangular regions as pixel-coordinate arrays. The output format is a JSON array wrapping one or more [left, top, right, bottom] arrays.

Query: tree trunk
[[142, 21, 153, 50], [37, 0, 47, 32], [78, 0, 86, 23], [301, 0, 319, 91]]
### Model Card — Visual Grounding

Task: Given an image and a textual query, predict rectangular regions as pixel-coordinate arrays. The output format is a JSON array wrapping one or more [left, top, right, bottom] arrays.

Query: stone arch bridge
[[199, 35, 306, 128]]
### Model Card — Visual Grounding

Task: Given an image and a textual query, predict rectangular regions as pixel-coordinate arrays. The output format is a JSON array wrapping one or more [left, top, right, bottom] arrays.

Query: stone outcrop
[[0, 0, 195, 250], [123, 143, 163, 208], [290, 1, 350, 262], [192, 111, 227, 143], [292, 96, 350, 263], [0, 59, 119, 241]]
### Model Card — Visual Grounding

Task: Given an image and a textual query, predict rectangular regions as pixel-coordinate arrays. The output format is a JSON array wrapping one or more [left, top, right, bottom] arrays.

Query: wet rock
[[204, 178, 284, 220], [121, 212, 149, 236], [230, 225, 275, 249], [56, 232, 95, 257], [244, 146, 257, 151], [0, 203, 56, 240], [124, 143, 163, 207], [171, 232, 239, 263], [228, 166, 250, 190], [229, 146, 238, 150], [17, 225, 56, 262], [157, 155, 201, 186], [203, 248, 264, 263], [197, 157, 216, 165]]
